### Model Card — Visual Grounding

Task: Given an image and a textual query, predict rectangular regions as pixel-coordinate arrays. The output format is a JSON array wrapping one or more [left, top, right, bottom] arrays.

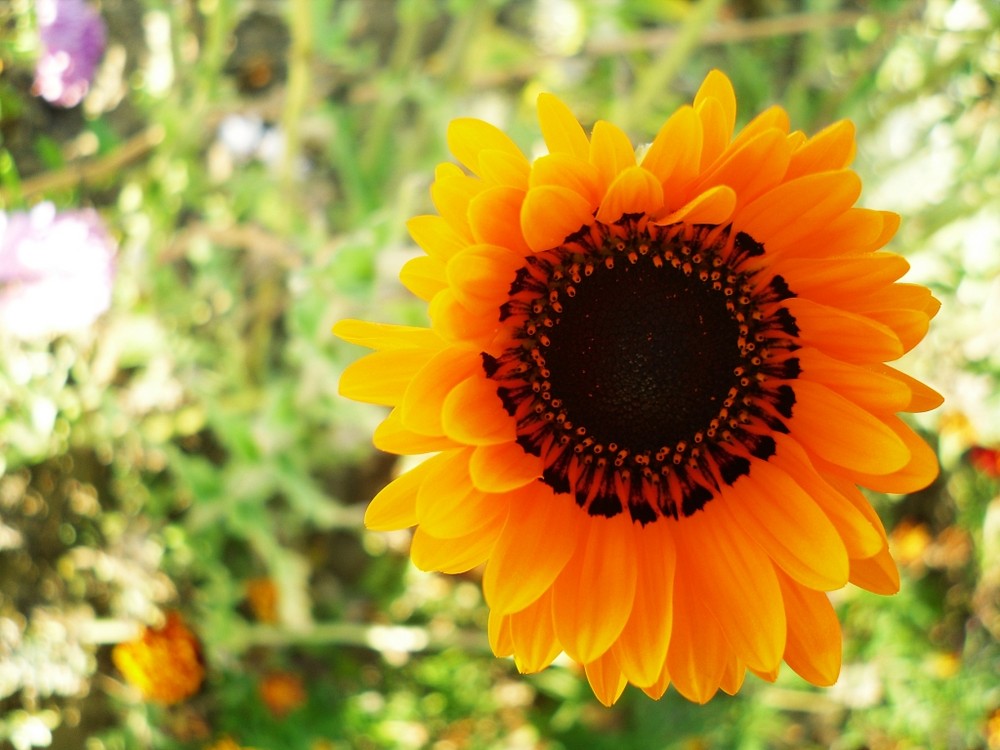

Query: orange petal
[[520, 185, 595, 252], [612, 522, 676, 687], [641, 105, 701, 192], [848, 542, 900, 595], [339, 348, 437, 406], [790, 379, 911, 476], [333, 319, 442, 351], [584, 649, 628, 707], [441, 374, 516, 445], [447, 117, 526, 176], [773, 435, 884, 560], [467, 185, 531, 255], [589, 120, 636, 196], [654, 185, 736, 226], [730, 105, 790, 149], [826, 414, 939, 495], [410, 522, 501, 574], [875, 364, 944, 413], [777, 571, 842, 686], [694, 128, 791, 210], [482, 483, 581, 615], [719, 655, 746, 696], [694, 70, 737, 146], [401, 346, 478, 436], [676, 506, 786, 672], [407, 214, 470, 261], [428, 289, 498, 345], [537, 93, 590, 160], [374, 408, 462, 455], [775, 252, 910, 306], [786, 120, 856, 181], [469, 440, 543, 493], [595, 165, 664, 224], [488, 609, 514, 657], [666, 570, 727, 704], [552, 513, 638, 664], [796, 347, 912, 414], [738, 170, 861, 248], [509, 589, 562, 674], [783, 297, 903, 363], [446, 244, 524, 314], [723, 461, 849, 591], [365, 457, 438, 530]]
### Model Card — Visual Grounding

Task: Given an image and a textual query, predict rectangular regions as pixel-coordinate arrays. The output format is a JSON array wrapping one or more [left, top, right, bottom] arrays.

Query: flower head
[[112, 611, 205, 705], [258, 671, 307, 718], [33, 0, 106, 108], [335, 71, 942, 705], [0, 202, 115, 340]]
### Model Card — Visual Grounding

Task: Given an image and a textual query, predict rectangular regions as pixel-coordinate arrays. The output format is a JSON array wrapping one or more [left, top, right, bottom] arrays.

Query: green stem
[[281, 0, 313, 189], [622, 0, 728, 130]]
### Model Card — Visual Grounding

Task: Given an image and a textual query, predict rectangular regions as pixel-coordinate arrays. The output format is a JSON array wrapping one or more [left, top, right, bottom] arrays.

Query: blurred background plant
[[0, 0, 998, 748]]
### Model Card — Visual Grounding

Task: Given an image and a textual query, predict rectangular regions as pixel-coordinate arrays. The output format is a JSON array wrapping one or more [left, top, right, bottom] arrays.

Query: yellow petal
[[529, 152, 601, 207], [796, 346, 912, 414], [407, 214, 469, 261], [694, 69, 737, 147], [333, 319, 442, 350], [848, 542, 900, 595], [374, 408, 461, 455], [365, 457, 438, 530], [537, 93, 590, 159], [416, 448, 509, 538], [399, 254, 447, 300], [478, 149, 530, 189], [786, 119, 856, 181], [694, 128, 791, 210], [339, 348, 437, 406], [447, 117, 526, 176], [410, 522, 502, 574], [446, 244, 524, 314], [488, 609, 514, 657]]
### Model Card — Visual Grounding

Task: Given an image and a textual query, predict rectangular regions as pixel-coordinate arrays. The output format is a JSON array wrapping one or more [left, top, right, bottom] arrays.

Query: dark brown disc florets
[[483, 218, 801, 524]]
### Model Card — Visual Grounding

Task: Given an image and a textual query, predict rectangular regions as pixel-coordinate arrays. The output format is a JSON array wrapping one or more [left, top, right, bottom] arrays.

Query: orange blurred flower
[[259, 671, 307, 718], [246, 578, 280, 623], [112, 611, 205, 704]]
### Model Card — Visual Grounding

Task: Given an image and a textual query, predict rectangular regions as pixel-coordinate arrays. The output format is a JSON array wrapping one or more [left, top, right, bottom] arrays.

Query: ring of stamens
[[482, 217, 802, 524]]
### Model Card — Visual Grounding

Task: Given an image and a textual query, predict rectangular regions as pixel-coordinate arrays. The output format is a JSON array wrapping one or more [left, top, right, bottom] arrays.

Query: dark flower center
[[542, 246, 743, 455], [483, 219, 801, 524]]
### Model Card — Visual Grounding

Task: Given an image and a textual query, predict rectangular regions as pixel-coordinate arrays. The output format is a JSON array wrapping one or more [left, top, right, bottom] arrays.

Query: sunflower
[[335, 71, 941, 705]]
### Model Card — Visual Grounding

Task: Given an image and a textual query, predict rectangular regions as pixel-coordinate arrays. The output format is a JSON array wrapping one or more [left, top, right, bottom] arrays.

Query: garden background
[[1, 0, 999, 748]]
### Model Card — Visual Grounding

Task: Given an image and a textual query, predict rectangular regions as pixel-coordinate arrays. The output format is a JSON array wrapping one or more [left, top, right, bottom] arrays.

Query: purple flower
[[0, 203, 116, 340], [33, 0, 107, 108]]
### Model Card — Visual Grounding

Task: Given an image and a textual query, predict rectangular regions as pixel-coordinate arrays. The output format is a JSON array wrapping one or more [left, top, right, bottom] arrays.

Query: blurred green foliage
[[1, 0, 999, 748]]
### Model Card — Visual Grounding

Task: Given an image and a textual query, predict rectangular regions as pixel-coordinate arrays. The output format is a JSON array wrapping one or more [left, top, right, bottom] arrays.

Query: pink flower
[[0, 203, 116, 339], [33, 0, 107, 108]]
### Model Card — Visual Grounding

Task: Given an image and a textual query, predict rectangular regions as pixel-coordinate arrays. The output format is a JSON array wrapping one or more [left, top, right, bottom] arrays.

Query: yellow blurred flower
[[112, 611, 205, 705]]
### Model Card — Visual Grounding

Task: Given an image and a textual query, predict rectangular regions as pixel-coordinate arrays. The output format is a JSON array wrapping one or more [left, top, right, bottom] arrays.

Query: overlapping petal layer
[[335, 70, 940, 705]]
